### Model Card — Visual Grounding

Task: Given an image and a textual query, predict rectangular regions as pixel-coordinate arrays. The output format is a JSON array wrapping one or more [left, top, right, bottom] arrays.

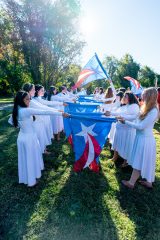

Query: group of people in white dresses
[[102, 86, 159, 189], [11, 83, 75, 187], [11, 81, 159, 189]]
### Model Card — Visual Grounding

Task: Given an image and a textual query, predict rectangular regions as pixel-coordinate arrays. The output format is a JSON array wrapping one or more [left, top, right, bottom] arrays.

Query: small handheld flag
[[73, 53, 109, 89], [124, 76, 143, 95]]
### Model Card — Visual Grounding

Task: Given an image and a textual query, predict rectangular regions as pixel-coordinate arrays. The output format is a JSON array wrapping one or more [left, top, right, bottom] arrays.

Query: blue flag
[[64, 113, 116, 172], [73, 53, 109, 89], [65, 102, 100, 113]]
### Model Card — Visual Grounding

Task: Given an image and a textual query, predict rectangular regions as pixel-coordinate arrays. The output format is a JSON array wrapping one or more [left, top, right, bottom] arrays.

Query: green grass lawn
[[0, 109, 160, 240], [0, 97, 13, 105]]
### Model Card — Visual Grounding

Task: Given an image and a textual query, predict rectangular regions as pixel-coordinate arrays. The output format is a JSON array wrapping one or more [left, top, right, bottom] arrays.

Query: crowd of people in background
[[10, 81, 160, 189]]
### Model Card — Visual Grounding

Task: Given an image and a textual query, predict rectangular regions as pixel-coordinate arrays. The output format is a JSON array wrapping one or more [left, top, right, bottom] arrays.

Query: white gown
[[50, 95, 64, 134], [30, 99, 53, 147], [111, 104, 140, 161], [34, 96, 64, 134], [31, 98, 54, 143], [17, 107, 62, 186], [108, 101, 121, 144], [125, 108, 158, 183]]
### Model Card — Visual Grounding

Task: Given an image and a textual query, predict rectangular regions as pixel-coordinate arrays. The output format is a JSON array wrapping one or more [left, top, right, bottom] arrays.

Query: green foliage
[[138, 66, 156, 87], [116, 54, 140, 88], [0, 1, 159, 96], [1, 0, 85, 89], [0, 108, 160, 239]]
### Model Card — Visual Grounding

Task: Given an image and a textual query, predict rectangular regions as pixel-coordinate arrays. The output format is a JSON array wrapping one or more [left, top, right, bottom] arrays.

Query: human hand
[[116, 116, 125, 124], [63, 103, 68, 107], [104, 111, 111, 116], [62, 112, 70, 118]]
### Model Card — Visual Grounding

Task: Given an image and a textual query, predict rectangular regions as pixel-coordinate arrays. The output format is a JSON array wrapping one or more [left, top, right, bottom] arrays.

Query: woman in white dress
[[47, 86, 65, 140], [22, 83, 53, 153], [100, 80, 117, 112], [108, 91, 124, 145], [12, 91, 67, 187], [118, 87, 159, 189], [105, 92, 140, 167], [34, 85, 68, 140]]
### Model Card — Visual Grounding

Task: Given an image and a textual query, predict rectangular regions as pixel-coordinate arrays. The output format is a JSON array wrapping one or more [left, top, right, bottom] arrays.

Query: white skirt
[[108, 122, 116, 145], [50, 115, 63, 134], [33, 120, 49, 153], [17, 131, 44, 186], [112, 124, 136, 161], [129, 132, 156, 183], [42, 116, 53, 144]]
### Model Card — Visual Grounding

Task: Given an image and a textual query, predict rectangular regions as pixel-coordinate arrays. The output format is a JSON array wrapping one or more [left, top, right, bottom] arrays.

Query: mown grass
[[0, 109, 160, 240], [0, 97, 13, 104]]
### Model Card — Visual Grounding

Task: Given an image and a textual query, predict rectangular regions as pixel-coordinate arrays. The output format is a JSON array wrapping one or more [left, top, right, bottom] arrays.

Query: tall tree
[[117, 54, 140, 88], [2, 0, 85, 86], [138, 66, 156, 87]]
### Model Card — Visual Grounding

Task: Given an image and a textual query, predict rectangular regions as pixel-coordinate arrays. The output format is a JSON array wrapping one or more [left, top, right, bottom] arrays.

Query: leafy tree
[[116, 54, 140, 88], [103, 55, 120, 87], [0, 10, 31, 95], [3, 0, 85, 88], [138, 66, 156, 87]]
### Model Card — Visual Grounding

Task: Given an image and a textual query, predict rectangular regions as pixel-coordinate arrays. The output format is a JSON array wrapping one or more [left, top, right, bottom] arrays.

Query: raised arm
[[125, 108, 158, 130], [119, 104, 139, 121], [30, 99, 61, 112], [27, 108, 62, 116], [36, 97, 63, 106], [110, 104, 139, 120]]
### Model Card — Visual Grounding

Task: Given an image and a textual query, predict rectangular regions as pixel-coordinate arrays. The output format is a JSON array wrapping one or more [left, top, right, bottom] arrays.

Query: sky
[[79, 0, 160, 74]]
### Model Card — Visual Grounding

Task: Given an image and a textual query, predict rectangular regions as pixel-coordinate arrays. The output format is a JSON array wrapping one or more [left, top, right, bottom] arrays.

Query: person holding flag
[[118, 87, 159, 189]]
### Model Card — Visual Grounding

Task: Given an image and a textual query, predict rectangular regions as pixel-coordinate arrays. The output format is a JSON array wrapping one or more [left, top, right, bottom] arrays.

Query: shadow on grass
[[0, 110, 71, 239], [32, 168, 119, 240], [112, 124, 160, 240]]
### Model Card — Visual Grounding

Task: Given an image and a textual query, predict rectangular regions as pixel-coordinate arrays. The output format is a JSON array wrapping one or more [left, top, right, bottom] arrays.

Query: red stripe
[[73, 140, 89, 172], [74, 69, 94, 88]]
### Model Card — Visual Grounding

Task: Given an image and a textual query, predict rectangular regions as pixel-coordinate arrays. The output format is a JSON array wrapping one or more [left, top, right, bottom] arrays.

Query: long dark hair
[[116, 91, 124, 101], [12, 91, 28, 128], [22, 83, 34, 93], [99, 87, 104, 94], [48, 86, 56, 101], [124, 91, 139, 105], [35, 84, 43, 97]]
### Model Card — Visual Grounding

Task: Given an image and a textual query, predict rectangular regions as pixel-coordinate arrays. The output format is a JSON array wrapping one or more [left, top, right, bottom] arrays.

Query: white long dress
[[108, 100, 121, 144], [125, 108, 158, 183], [34, 96, 64, 134], [111, 104, 140, 161], [17, 107, 62, 186], [31, 98, 55, 143], [50, 95, 64, 134], [30, 99, 53, 147]]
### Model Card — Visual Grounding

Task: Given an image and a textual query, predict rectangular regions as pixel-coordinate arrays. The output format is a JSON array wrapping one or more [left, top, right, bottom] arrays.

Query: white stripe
[[77, 71, 93, 82], [84, 135, 94, 168]]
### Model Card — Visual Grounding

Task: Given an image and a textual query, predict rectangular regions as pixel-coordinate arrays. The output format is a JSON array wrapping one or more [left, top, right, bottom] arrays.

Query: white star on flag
[[76, 109, 86, 113], [76, 123, 97, 143]]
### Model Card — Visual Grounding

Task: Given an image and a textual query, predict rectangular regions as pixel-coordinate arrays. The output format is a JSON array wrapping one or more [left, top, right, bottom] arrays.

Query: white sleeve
[[30, 99, 61, 111], [27, 108, 62, 116], [111, 104, 139, 120], [37, 97, 63, 106], [125, 108, 158, 130], [120, 104, 139, 120]]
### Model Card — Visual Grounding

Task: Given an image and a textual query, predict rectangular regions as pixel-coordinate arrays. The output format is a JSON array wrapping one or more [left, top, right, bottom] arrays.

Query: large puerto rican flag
[[73, 53, 109, 89], [63, 113, 116, 172], [124, 76, 143, 95]]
